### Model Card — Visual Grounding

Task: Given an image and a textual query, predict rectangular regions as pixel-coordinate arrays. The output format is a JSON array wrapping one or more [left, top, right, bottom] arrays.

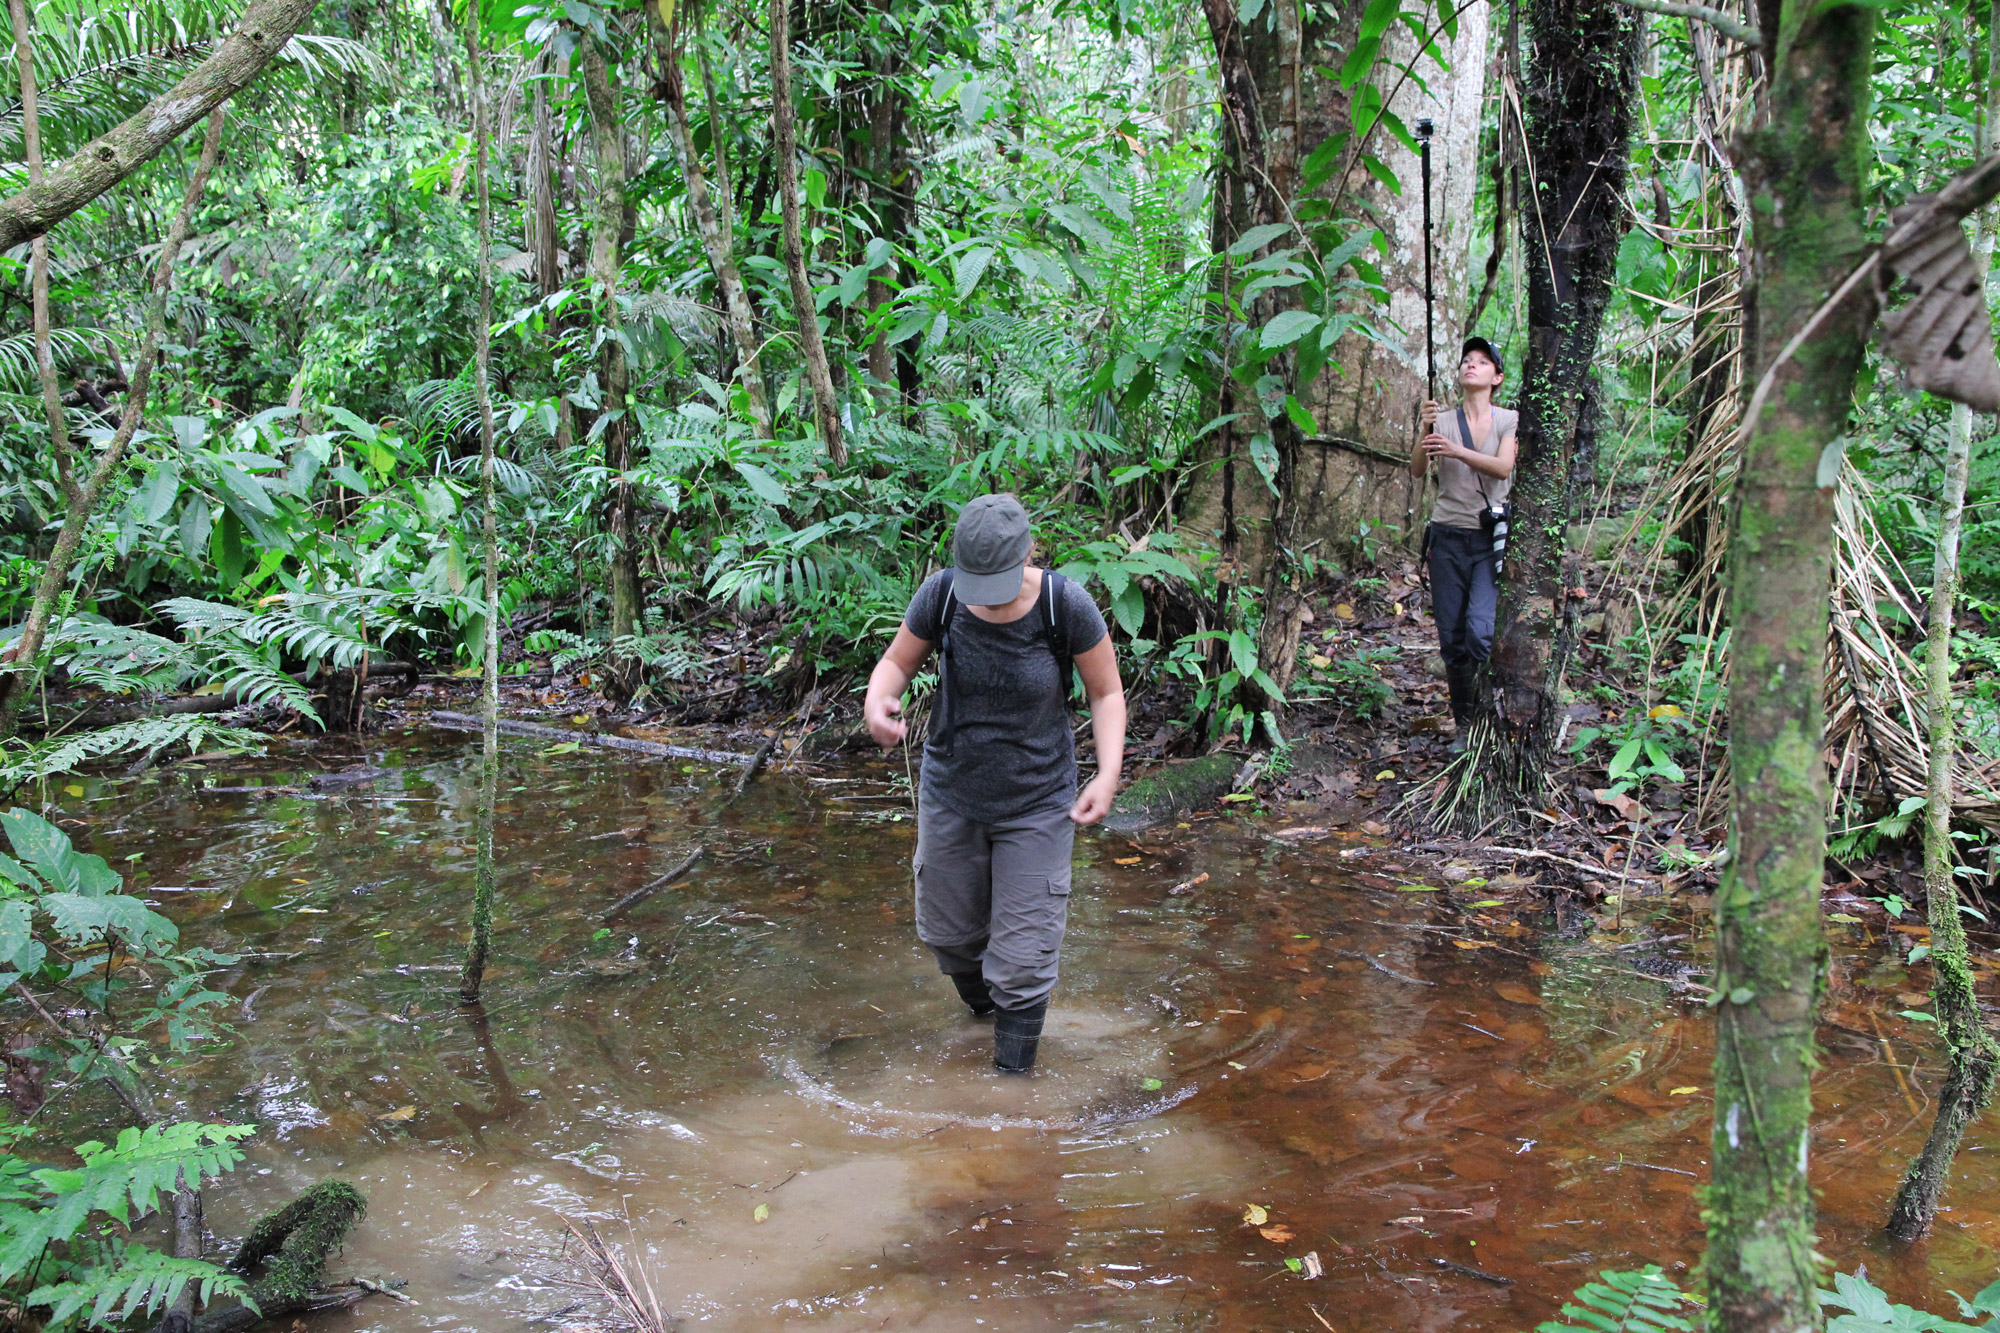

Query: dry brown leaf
[[1259, 1224, 1296, 1243], [1113, 857, 1141, 865], [377, 1106, 416, 1122], [1243, 1203, 1268, 1226], [1299, 1250, 1325, 1279], [1494, 983, 1543, 1007], [1452, 939, 1495, 950], [1879, 196, 2000, 411]]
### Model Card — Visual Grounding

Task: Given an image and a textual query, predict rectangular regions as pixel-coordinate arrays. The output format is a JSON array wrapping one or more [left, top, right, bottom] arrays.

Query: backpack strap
[[933, 569, 960, 756], [1042, 570, 1075, 704]]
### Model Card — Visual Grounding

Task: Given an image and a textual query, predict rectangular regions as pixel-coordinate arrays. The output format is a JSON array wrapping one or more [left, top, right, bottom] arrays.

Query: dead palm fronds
[[552, 1217, 673, 1333]]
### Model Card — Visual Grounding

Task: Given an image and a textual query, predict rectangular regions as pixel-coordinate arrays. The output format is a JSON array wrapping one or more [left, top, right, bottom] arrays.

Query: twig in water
[[603, 846, 706, 919], [1482, 845, 1654, 884], [732, 736, 778, 796], [1330, 949, 1435, 986]]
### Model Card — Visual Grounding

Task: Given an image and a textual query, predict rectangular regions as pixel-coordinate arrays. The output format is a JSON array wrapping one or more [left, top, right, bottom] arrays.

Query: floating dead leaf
[[1669, 1086, 1699, 1096], [377, 1106, 416, 1122], [1452, 940, 1495, 950], [752, 1202, 769, 1223], [971, 1215, 990, 1231], [1361, 820, 1389, 836], [1494, 983, 1543, 1007], [1469, 899, 1505, 907], [1898, 992, 1931, 1006], [1271, 826, 1329, 840], [1527, 960, 1554, 976], [1243, 1204, 1269, 1226], [1387, 1215, 1424, 1227], [1398, 884, 1440, 893], [1101, 1277, 1136, 1290], [1299, 1250, 1324, 1280], [1375, 770, 1396, 781], [1290, 1064, 1331, 1082], [1260, 1224, 1296, 1243], [1113, 857, 1142, 865], [1167, 872, 1209, 896], [1829, 912, 1863, 924]]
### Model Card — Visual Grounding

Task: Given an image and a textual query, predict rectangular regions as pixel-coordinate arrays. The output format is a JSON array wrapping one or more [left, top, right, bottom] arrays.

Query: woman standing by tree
[[1413, 338, 1518, 750], [864, 495, 1126, 1074]]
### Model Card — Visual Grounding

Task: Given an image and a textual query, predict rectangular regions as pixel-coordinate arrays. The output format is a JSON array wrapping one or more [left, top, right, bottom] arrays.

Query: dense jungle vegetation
[[8, 0, 2000, 1327]]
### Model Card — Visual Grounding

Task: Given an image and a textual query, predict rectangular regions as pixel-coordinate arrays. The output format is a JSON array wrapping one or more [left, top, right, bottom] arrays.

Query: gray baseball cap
[[952, 494, 1032, 605]]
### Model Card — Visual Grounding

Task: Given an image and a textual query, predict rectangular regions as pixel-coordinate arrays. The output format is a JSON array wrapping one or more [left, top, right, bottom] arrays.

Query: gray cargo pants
[[914, 798, 1075, 1011]]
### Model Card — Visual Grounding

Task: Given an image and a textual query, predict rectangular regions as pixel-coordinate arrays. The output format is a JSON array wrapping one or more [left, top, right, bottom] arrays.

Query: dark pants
[[913, 799, 1075, 1011], [1427, 524, 1496, 726]]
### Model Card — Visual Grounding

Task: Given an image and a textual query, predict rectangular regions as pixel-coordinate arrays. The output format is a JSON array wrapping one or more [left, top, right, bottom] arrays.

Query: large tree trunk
[[648, 8, 774, 440], [1440, 0, 1640, 833], [0, 16, 227, 737], [0, 0, 315, 252], [1885, 0, 2000, 1243], [1189, 0, 1487, 594], [581, 35, 643, 701], [770, 0, 847, 466], [1708, 0, 1877, 1323]]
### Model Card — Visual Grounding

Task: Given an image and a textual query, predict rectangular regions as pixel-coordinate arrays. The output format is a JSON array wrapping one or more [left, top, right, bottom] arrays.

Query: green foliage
[[1819, 1268, 2000, 1332], [1534, 1266, 1697, 1333], [0, 1118, 255, 1332], [0, 807, 235, 1062]]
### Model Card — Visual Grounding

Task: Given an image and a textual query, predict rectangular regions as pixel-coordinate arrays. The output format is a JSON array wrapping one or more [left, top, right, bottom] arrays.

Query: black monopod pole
[[1417, 117, 1436, 407]]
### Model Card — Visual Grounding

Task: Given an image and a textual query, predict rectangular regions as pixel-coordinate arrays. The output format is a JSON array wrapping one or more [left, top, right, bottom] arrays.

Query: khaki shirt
[[1429, 403, 1517, 531]]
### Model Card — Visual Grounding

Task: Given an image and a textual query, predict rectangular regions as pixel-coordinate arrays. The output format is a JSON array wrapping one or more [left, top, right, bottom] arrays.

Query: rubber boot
[[949, 971, 997, 1017], [993, 1001, 1048, 1073]]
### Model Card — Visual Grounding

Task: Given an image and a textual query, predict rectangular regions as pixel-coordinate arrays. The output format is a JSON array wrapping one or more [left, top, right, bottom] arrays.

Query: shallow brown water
[[42, 727, 2000, 1331]]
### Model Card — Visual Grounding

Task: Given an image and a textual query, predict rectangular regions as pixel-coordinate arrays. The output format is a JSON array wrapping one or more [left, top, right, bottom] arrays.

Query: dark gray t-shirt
[[905, 569, 1109, 823]]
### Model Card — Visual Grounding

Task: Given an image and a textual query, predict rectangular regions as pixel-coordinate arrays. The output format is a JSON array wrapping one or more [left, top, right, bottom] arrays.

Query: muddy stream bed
[[45, 727, 2000, 1331]]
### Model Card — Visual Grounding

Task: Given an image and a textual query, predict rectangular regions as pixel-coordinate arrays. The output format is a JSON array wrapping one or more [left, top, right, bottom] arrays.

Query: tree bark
[[1885, 0, 2000, 1243], [648, 8, 774, 440], [459, 9, 501, 1007], [0, 99, 227, 737], [865, 0, 906, 408], [770, 0, 847, 466], [580, 34, 643, 701], [0, 0, 313, 253], [1708, 0, 1876, 1324], [1442, 0, 1640, 833]]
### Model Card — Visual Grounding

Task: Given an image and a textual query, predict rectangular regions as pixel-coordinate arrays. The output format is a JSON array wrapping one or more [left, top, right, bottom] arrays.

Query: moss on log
[[1103, 754, 1239, 832], [190, 1179, 366, 1333]]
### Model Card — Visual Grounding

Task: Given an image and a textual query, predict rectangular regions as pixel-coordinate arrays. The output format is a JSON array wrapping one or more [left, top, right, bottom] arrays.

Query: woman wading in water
[[864, 495, 1127, 1073]]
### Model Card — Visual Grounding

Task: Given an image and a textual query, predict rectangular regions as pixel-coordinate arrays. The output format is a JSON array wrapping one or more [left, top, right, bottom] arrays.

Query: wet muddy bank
[[22, 727, 1998, 1331]]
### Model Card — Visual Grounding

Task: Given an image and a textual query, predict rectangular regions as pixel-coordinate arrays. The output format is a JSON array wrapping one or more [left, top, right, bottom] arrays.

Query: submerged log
[[429, 711, 754, 763], [187, 1179, 367, 1333]]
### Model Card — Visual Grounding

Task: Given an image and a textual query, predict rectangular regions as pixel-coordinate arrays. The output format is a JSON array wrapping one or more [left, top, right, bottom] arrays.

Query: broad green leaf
[[954, 247, 996, 301], [734, 462, 790, 506], [1260, 310, 1322, 349], [1227, 223, 1293, 259]]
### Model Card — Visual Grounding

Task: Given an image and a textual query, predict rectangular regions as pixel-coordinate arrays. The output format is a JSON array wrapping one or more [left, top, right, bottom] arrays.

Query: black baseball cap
[[1461, 336, 1504, 376]]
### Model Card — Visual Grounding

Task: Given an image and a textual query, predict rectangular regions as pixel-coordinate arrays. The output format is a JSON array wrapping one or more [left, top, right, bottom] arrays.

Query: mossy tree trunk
[[1444, 0, 1639, 834], [581, 34, 643, 701], [1709, 0, 1876, 1323], [459, 6, 500, 1008], [1885, 0, 2000, 1243]]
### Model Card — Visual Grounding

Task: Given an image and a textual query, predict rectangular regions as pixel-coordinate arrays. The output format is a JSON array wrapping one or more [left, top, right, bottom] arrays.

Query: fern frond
[[1538, 1267, 1697, 1333], [0, 717, 265, 788], [26, 1243, 252, 1327]]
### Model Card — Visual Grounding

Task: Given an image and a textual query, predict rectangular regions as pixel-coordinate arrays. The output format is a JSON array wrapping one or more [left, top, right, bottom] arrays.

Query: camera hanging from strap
[[1455, 406, 1511, 573]]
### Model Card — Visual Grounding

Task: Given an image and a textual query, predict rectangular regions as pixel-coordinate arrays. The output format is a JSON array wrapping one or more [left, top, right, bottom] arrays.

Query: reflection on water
[[36, 729, 2000, 1330]]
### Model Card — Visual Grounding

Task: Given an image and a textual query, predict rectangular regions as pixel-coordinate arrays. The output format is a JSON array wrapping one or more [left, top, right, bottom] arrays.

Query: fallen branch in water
[[1479, 845, 1655, 884], [429, 712, 754, 763], [732, 735, 778, 796], [604, 845, 706, 919], [556, 1217, 672, 1333]]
